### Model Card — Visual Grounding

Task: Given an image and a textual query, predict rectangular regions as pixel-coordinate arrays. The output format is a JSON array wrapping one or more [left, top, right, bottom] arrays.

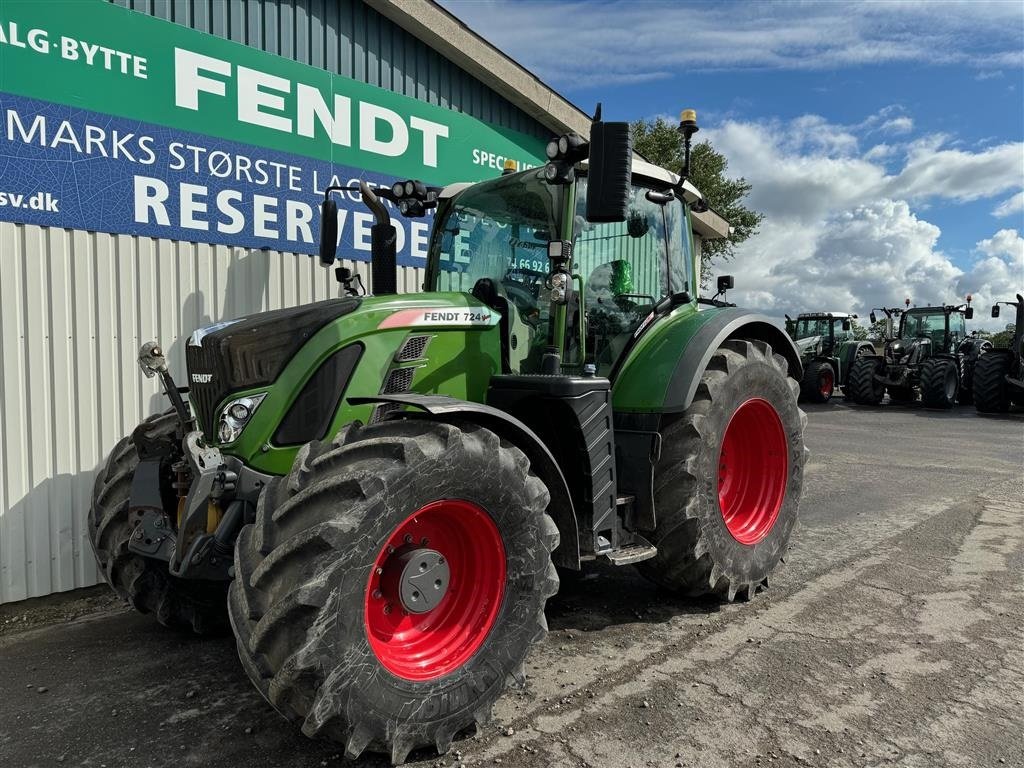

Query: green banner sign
[[0, 0, 545, 180]]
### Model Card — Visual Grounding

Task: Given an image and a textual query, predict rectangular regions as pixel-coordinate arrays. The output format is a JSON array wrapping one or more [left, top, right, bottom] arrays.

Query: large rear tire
[[637, 340, 807, 601], [800, 359, 835, 403], [848, 357, 885, 405], [973, 350, 1013, 413], [229, 419, 557, 764], [920, 357, 958, 409], [87, 413, 229, 633]]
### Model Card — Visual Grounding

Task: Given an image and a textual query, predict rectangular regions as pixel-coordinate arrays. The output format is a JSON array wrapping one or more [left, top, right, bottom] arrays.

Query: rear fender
[[667, 311, 803, 412], [348, 393, 581, 569]]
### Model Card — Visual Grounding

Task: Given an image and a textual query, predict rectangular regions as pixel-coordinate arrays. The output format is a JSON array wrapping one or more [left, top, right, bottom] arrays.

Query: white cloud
[[442, 0, 1024, 86], [700, 114, 1023, 330], [880, 116, 914, 134], [992, 191, 1024, 219]]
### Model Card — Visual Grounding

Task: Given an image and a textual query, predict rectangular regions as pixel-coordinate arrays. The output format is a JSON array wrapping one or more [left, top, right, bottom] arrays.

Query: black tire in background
[[848, 357, 886, 405], [973, 350, 1013, 413], [229, 419, 558, 765], [637, 339, 807, 601], [920, 357, 959, 409], [87, 412, 229, 633], [800, 359, 835, 403]]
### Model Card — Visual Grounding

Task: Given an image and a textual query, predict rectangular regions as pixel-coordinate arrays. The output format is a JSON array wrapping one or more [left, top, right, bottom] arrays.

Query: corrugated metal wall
[[0, 221, 421, 604], [0, 0, 549, 604]]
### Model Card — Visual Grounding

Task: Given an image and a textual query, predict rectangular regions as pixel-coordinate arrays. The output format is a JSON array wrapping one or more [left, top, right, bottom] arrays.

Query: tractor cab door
[[573, 179, 690, 375], [947, 312, 966, 352]]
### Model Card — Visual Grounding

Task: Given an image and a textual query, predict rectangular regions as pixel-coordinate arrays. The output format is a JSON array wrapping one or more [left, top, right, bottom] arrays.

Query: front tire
[[800, 359, 835, 403], [920, 357, 958, 409], [848, 357, 885, 405], [637, 340, 807, 601], [973, 351, 1013, 413], [87, 412, 229, 633], [229, 419, 558, 764]]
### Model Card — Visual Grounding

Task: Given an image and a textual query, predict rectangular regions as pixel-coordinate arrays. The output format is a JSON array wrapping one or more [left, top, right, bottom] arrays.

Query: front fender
[[348, 393, 581, 570], [613, 306, 803, 413]]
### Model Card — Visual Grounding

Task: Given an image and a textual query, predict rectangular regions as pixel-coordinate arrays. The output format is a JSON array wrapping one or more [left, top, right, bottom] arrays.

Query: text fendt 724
[[88, 110, 807, 764]]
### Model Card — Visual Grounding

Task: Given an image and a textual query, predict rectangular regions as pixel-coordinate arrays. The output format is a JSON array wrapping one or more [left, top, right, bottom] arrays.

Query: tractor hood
[[185, 298, 362, 437], [183, 292, 503, 467]]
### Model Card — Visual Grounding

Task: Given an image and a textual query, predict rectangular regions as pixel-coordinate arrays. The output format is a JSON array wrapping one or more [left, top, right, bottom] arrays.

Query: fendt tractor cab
[[785, 312, 874, 402], [848, 297, 987, 408], [87, 109, 807, 763], [974, 294, 1024, 413]]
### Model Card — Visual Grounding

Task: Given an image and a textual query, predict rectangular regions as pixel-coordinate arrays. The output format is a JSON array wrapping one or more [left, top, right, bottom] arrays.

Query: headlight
[[217, 393, 267, 444]]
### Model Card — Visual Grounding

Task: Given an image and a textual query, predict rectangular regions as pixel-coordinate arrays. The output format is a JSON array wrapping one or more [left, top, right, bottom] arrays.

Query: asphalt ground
[[1, 399, 1022, 768]]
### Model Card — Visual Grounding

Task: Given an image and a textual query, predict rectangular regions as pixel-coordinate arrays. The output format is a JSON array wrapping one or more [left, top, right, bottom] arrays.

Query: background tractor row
[[848, 299, 988, 409], [785, 312, 875, 403], [87, 109, 807, 763]]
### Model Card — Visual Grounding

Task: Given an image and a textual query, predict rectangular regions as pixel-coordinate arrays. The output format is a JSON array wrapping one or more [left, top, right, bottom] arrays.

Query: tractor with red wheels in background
[[848, 298, 986, 408], [87, 109, 807, 763], [785, 311, 875, 403], [974, 294, 1024, 413]]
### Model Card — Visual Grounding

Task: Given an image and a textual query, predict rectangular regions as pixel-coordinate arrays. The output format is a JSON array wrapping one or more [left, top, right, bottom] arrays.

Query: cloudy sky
[[443, 0, 1024, 329]]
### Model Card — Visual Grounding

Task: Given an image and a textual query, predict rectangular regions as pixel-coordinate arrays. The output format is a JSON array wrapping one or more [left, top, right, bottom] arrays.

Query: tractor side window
[[834, 320, 854, 342], [573, 180, 669, 371], [664, 198, 694, 295]]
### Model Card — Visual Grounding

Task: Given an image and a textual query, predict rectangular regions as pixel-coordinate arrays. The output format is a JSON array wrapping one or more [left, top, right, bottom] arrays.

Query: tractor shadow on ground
[[546, 561, 724, 634]]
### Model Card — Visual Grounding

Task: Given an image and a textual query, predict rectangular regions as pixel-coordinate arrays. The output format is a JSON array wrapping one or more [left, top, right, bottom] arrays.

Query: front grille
[[185, 340, 225, 437]]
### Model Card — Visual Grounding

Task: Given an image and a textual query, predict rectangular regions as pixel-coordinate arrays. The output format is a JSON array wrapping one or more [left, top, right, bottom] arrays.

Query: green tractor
[[87, 110, 807, 763], [785, 312, 875, 402], [974, 294, 1024, 412], [848, 299, 986, 408]]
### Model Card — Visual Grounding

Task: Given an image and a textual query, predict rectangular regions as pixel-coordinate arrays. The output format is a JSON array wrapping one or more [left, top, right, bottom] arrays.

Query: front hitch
[[138, 341, 191, 428]]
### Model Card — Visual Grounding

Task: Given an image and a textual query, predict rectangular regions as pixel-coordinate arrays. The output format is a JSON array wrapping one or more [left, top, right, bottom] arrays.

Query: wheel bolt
[[375, 567, 383, 575], [383, 603, 392, 615], [404, 534, 413, 544], [420, 538, 429, 546], [372, 589, 382, 600], [387, 546, 395, 555], [437, 556, 445, 564]]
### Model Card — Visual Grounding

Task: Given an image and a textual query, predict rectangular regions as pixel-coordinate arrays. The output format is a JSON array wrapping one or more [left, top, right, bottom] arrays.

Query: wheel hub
[[392, 548, 450, 614]]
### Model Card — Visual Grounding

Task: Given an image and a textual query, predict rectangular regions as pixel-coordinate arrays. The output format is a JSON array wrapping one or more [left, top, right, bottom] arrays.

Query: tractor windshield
[[794, 318, 831, 340], [901, 311, 945, 340]]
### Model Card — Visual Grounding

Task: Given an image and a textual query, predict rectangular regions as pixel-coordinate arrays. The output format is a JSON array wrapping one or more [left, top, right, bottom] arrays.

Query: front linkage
[[132, 342, 272, 582]]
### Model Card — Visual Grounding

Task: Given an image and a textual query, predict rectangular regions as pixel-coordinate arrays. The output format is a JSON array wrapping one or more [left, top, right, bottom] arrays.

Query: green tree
[[630, 117, 764, 285], [851, 320, 869, 341]]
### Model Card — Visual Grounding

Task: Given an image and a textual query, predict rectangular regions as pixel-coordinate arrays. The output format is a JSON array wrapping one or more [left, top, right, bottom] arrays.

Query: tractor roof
[[797, 312, 853, 319]]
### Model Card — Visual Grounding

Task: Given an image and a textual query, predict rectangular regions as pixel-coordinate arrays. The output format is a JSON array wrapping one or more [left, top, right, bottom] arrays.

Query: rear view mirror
[[965, 307, 974, 320], [717, 275, 734, 293], [992, 305, 1000, 318], [842, 319, 852, 331], [319, 198, 339, 265], [870, 311, 877, 324], [586, 120, 632, 223]]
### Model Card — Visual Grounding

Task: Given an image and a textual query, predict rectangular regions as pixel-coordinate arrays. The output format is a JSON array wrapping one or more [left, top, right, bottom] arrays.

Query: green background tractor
[[848, 301, 986, 408], [974, 294, 1024, 412], [786, 312, 875, 403], [87, 112, 807, 764]]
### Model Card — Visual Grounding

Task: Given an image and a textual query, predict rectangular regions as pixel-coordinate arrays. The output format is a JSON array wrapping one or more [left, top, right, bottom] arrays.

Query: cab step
[[602, 538, 658, 566]]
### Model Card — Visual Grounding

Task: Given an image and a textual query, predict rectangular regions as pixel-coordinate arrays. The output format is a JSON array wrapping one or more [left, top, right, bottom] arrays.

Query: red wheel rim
[[364, 500, 506, 681], [718, 398, 789, 545], [819, 369, 834, 397]]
